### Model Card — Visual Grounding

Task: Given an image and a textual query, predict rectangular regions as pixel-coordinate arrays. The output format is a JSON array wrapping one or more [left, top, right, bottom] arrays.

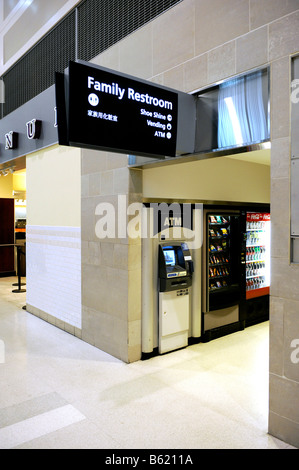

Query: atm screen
[[163, 249, 176, 266]]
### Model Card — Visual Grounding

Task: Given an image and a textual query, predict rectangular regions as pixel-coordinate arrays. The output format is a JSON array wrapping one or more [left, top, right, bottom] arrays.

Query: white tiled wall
[[26, 225, 81, 329]]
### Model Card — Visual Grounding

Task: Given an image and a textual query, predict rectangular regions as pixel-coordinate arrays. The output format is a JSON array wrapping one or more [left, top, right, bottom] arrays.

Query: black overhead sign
[[59, 61, 180, 158]]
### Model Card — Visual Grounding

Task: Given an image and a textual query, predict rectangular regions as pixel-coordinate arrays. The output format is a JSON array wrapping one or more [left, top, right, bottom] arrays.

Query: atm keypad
[[176, 288, 189, 296]]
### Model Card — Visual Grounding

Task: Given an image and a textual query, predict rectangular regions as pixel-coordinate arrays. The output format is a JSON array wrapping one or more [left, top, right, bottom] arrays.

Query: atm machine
[[158, 242, 194, 354]]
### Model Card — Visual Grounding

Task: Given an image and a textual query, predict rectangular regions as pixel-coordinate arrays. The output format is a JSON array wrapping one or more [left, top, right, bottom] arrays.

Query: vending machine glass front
[[208, 214, 231, 293], [246, 212, 270, 299]]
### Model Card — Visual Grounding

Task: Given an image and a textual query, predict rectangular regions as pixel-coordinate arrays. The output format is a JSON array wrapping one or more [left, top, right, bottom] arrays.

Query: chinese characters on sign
[[87, 110, 118, 122]]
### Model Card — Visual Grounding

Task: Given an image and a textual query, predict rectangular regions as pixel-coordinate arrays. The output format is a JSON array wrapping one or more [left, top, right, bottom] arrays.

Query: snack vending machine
[[202, 210, 242, 339], [207, 214, 239, 304], [245, 212, 271, 299]]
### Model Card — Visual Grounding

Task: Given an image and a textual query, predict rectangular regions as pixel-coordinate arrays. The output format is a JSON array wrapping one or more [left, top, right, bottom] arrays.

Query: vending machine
[[202, 205, 270, 341], [202, 209, 243, 340], [241, 211, 271, 326], [245, 212, 270, 299]]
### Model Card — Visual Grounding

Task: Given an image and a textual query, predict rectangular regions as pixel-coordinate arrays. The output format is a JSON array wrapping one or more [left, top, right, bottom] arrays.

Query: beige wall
[[91, 0, 299, 93], [26, 144, 81, 227], [143, 156, 270, 203], [81, 149, 142, 363], [0, 170, 26, 199], [0, 173, 13, 198], [13, 171, 26, 193]]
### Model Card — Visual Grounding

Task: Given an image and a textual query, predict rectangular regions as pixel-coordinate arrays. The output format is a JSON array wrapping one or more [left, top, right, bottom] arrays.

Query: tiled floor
[[0, 276, 296, 449]]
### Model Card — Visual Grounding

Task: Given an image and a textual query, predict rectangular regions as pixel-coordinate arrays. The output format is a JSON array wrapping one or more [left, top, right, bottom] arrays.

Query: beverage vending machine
[[240, 211, 271, 327], [245, 212, 271, 299]]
